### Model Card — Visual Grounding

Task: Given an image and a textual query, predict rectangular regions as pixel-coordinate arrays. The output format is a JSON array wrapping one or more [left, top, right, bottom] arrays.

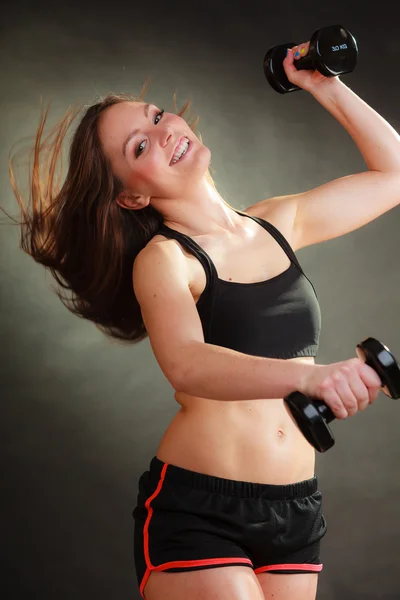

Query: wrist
[[308, 77, 346, 101], [297, 362, 324, 396]]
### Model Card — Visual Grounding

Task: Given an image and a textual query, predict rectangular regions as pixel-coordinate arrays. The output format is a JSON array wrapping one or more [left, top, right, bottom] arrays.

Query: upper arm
[[294, 171, 400, 248], [246, 171, 400, 250], [133, 241, 205, 389]]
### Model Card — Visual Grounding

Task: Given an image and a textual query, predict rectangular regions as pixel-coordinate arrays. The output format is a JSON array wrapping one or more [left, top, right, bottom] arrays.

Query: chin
[[202, 144, 212, 160], [195, 144, 212, 171]]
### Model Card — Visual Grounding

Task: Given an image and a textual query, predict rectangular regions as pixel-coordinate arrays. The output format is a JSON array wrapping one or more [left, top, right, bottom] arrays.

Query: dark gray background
[[1, 0, 399, 598]]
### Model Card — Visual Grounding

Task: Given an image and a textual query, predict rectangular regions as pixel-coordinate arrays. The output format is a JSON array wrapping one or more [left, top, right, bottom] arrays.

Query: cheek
[[138, 160, 164, 182], [140, 152, 170, 179], [130, 155, 170, 192], [135, 164, 153, 182]]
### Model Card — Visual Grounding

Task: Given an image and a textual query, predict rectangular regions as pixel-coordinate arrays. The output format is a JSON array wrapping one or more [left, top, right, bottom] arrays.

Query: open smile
[[169, 137, 191, 166]]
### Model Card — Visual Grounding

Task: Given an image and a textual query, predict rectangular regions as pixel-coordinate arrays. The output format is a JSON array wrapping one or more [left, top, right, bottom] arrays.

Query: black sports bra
[[158, 211, 321, 359]]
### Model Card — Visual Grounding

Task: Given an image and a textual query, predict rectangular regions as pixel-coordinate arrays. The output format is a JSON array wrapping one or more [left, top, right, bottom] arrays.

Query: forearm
[[175, 342, 318, 401], [311, 79, 400, 173]]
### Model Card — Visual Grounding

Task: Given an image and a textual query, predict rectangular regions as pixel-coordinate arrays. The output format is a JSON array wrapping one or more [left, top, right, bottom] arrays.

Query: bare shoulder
[[132, 235, 192, 304], [134, 233, 188, 277], [244, 194, 299, 248]]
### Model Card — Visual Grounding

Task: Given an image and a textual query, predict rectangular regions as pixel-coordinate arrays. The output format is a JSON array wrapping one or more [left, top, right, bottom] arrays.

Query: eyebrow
[[122, 103, 151, 156]]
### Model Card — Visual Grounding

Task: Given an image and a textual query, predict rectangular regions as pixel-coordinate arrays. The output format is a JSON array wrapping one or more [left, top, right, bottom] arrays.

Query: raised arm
[[246, 52, 400, 250]]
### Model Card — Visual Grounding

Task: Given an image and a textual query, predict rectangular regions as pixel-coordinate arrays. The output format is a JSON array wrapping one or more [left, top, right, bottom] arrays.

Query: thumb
[[284, 47, 294, 64], [283, 47, 297, 76]]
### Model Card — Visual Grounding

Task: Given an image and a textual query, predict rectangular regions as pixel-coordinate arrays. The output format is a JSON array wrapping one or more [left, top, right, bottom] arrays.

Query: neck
[[151, 179, 243, 236]]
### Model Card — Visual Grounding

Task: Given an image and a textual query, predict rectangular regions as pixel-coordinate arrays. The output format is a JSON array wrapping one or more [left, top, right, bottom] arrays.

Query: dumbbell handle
[[312, 400, 335, 424], [292, 48, 316, 72]]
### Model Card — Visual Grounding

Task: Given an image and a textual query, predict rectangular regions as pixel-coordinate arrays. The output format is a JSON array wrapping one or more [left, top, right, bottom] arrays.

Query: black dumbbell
[[285, 338, 400, 453], [264, 24, 359, 94]]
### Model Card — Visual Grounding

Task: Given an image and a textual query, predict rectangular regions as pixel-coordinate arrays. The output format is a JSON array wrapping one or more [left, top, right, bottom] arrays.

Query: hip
[[132, 454, 327, 595]]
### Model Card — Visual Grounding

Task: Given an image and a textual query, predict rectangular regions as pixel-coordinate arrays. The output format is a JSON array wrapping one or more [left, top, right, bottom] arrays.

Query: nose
[[159, 125, 174, 148]]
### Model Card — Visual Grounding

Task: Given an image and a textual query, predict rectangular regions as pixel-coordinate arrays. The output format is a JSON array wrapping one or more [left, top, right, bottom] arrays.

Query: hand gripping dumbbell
[[284, 338, 400, 453], [264, 24, 359, 94]]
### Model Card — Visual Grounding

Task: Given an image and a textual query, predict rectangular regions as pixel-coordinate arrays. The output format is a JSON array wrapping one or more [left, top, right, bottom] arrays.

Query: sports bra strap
[[158, 223, 218, 290], [238, 211, 304, 273]]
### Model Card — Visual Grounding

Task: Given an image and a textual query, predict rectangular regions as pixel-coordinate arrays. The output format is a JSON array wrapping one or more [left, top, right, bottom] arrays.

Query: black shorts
[[133, 457, 327, 599]]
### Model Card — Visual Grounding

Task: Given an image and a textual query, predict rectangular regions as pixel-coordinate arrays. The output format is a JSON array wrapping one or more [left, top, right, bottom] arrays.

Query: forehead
[[99, 101, 147, 152]]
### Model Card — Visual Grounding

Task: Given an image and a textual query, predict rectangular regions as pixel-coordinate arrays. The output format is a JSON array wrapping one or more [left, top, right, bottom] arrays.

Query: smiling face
[[98, 101, 211, 207]]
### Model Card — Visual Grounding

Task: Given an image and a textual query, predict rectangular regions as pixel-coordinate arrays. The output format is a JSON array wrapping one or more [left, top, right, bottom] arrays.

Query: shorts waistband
[[150, 456, 318, 500]]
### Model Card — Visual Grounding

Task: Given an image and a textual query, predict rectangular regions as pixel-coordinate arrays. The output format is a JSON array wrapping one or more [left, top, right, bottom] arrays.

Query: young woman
[[9, 42, 400, 600]]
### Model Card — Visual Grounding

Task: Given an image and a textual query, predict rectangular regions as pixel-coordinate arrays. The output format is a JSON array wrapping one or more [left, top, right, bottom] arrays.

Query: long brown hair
[[7, 81, 218, 344]]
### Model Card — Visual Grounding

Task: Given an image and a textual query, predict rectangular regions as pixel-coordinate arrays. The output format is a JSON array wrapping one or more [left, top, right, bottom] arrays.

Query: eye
[[135, 109, 165, 158]]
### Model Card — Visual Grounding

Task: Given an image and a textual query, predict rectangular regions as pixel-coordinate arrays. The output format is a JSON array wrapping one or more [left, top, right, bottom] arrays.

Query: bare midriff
[[153, 209, 318, 485], [156, 356, 316, 485]]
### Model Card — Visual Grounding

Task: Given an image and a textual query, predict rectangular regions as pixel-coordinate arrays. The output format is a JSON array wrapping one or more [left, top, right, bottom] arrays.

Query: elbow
[[169, 353, 195, 395], [170, 363, 191, 394], [167, 341, 202, 395]]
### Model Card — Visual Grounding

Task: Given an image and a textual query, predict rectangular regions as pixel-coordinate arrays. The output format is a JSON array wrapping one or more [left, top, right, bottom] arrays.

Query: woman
[[9, 42, 400, 600]]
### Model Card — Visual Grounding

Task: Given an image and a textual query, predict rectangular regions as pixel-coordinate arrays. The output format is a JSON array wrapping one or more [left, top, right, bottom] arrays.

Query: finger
[[324, 388, 349, 420], [283, 47, 295, 65], [367, 385, 380, 405], [359, 363, 382, 391], [355, 361, 381, 406], [292, 41, 310, 60], [333, 374, 358, 416], [347, 369, 370, 411], [283, 48, 297, 75]]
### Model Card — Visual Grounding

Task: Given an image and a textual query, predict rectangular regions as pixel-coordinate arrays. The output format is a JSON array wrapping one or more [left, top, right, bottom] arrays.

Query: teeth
[[171, 139, 189, 164], [172, 142, 188, 162]]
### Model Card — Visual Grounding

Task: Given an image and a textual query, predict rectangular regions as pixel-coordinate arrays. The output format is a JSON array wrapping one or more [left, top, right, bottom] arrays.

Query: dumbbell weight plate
[[285, 391, 335, 452], [313, 25, 358, 77], [356, 338, 400, 399], [263, 42, 301, 94]]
